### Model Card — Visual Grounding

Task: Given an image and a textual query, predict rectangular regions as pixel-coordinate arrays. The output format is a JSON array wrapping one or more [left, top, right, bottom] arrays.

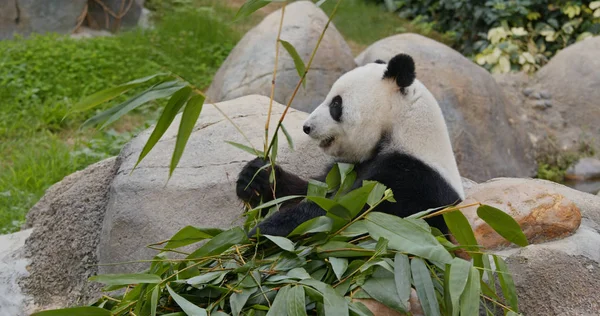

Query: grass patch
[[0, 7, 238, 233]]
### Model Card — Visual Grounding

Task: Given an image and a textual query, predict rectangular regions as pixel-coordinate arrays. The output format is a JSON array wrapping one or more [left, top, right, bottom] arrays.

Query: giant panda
[[236, 53, 465, 237]]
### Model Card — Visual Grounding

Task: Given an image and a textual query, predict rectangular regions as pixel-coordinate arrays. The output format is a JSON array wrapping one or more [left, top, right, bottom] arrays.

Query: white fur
[[303, 63, 465, 198]]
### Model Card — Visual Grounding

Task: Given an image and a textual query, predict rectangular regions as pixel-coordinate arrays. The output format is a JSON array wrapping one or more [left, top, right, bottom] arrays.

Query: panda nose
[[303, 124, 311, 135]]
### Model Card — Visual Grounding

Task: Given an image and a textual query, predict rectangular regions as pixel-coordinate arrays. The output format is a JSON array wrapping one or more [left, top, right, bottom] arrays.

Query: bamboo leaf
[[167, 284, 208, 316], [365, 212, 452, 265], [187, 227, 248, 259], [99, 81, 185, 130], [329, 257, 348, 281], [459, 267, 481, 316], [279, 40, 307, 87], [249, 195, 305, 212], [477, 205, 528, 247], [323, 283, 349, 316], [393, 253, 411, 308], [447, 258, 471, 316], [411, 258, 441, 316], [151, 285, 159, 316], [307, 180, 328, 198], [266, 285, 291, 316], [281, 123, 295, 150], [443, 210, 483, 269], [169, 94, 205, 179], [235, 0, 279, 21], [225, 141, 264, 157], [361, 266, 408, 313], [31, 307, 111, 316], [162, 226, 223, 249], [231, 287, 258, 316], [270, 132, 279, 162], [289, 216, 333, 236], [264, 235, 295, 252], [89, 273, 161, 286], [326, 164, 341, 190], [288, 285, 308, 316], [493, 255, 519, 312], [133, 86, 192, 171]]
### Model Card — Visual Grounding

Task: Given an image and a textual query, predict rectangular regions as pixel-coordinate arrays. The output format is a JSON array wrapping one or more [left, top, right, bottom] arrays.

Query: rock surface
[[460, 178, 581, 249], [0, 0, 87, 39], [355, 33, 534, 182], [566, 158, 600, 180], [22, 158, 118, 312], [87, 0, 145, 31], [0, 229, 32, 316], [206, 1, 356, 113], [99, 95, 330, 273]]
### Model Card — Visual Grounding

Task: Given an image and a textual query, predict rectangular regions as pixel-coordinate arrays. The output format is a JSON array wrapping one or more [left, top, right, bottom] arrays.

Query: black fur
[[329, 95, 343, 122], [374, 59, 386, 64], [237, 152, 461, 237], [383, 53, 416, 90]]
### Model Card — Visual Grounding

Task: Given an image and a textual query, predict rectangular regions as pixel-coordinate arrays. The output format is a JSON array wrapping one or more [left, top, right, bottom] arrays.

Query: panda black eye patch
[[329, 95, 343, 122]]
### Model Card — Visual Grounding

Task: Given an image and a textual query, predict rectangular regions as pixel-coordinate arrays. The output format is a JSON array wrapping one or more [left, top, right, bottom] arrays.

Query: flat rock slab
[[99, 95, 330, 273], [460, 178, 581, 249], [206, 1, 356, 113], [0, 229, 32, 316], [356, 33, 535, 182]]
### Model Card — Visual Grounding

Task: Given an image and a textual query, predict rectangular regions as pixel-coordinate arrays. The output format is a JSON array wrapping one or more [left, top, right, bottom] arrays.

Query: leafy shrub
[[370, 0, 600, 73]]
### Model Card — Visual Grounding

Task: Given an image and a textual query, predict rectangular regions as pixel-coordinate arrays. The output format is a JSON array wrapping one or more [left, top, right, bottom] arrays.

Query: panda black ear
[[383, 53, 415, 88]]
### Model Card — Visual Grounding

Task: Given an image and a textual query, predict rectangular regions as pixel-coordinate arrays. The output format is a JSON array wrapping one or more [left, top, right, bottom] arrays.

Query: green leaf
[[99, 81, 185, 130], [31, 307, 111, 316], [289, 216, 333, 236], [267, 285, 291, 316], [411, 258, 441, 316], [288, 285, 308, 316], [307, 180, 328, 197], [163, 226, 223, 249], [265, 235, 295, 252], [250, 195, 305, 212], [326, 164, 341, 190], [89, 273, 161, 286], [329, 257, 348, 280], [323, 283, 349, 316], [187, 271, 228, 285], [133, 86, 192, 170], [477, 205, 528, 247], [71, 73, 166, 112], [281, 124, 295, 150], [493, 255, 519, 312], [167, 284, 208, 316], [338, 182, 376, 218], [393, 253, 411, 308], [225, 141, 264, 157], [151, 285, 159, 316], [235, 0, 278, 20], [365, 212, 452, 264], [443, 210, 483, 269], [460, 267, 481, 316], [361, 266, 408, 313], [187, 227, 248, 259], [231, 287, 258, 316], [279, 40, 307, 88], [169, 94, 205, 179], [270, 132, 279, 162], [316, 241, 375, 258], [366, 181, 387, 207], [447, 258, 471, 316], [306, 196, 338, 211]]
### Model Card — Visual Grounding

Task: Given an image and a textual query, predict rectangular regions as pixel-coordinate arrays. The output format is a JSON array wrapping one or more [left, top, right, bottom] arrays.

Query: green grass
[[0, 6, 238, 233]]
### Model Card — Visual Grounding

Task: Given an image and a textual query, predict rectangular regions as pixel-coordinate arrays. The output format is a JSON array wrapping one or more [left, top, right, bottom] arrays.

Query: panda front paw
[[236, 157, 276, 206]]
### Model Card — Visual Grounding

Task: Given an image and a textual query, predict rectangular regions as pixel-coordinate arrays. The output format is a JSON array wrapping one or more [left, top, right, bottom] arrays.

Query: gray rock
[[206, 1, 356, 113], [529, 91, 541, 100], [87, 0, 144, 31], [544, 99, 552, 107], [22, 158, 118, 311], [521, 87, 534, 96], [535, 36, 600, 151], [533, 99, 547, 110], [566, 158, 600, 180], [355, 33, 535, 182], [99, 95, 330, 273], [0, 229, 32, 316], [539, 90, 551, 99], [0, 0, 87, 39]]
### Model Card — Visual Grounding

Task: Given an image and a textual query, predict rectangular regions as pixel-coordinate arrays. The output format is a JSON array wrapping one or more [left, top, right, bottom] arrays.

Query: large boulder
[[98, 95, 330, 273], [481, 178, 600, 315], [0, 0, 87, 39], [87, 0, 145, 31], [355, 33, 535, 182], [21, 157, 118, 312], [533, 36, 600, 151], [206, 1, 356, 113]]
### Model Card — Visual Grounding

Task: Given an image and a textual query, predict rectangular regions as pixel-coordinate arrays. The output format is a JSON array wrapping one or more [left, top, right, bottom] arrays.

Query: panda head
[[303, 53, 417, 162]]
